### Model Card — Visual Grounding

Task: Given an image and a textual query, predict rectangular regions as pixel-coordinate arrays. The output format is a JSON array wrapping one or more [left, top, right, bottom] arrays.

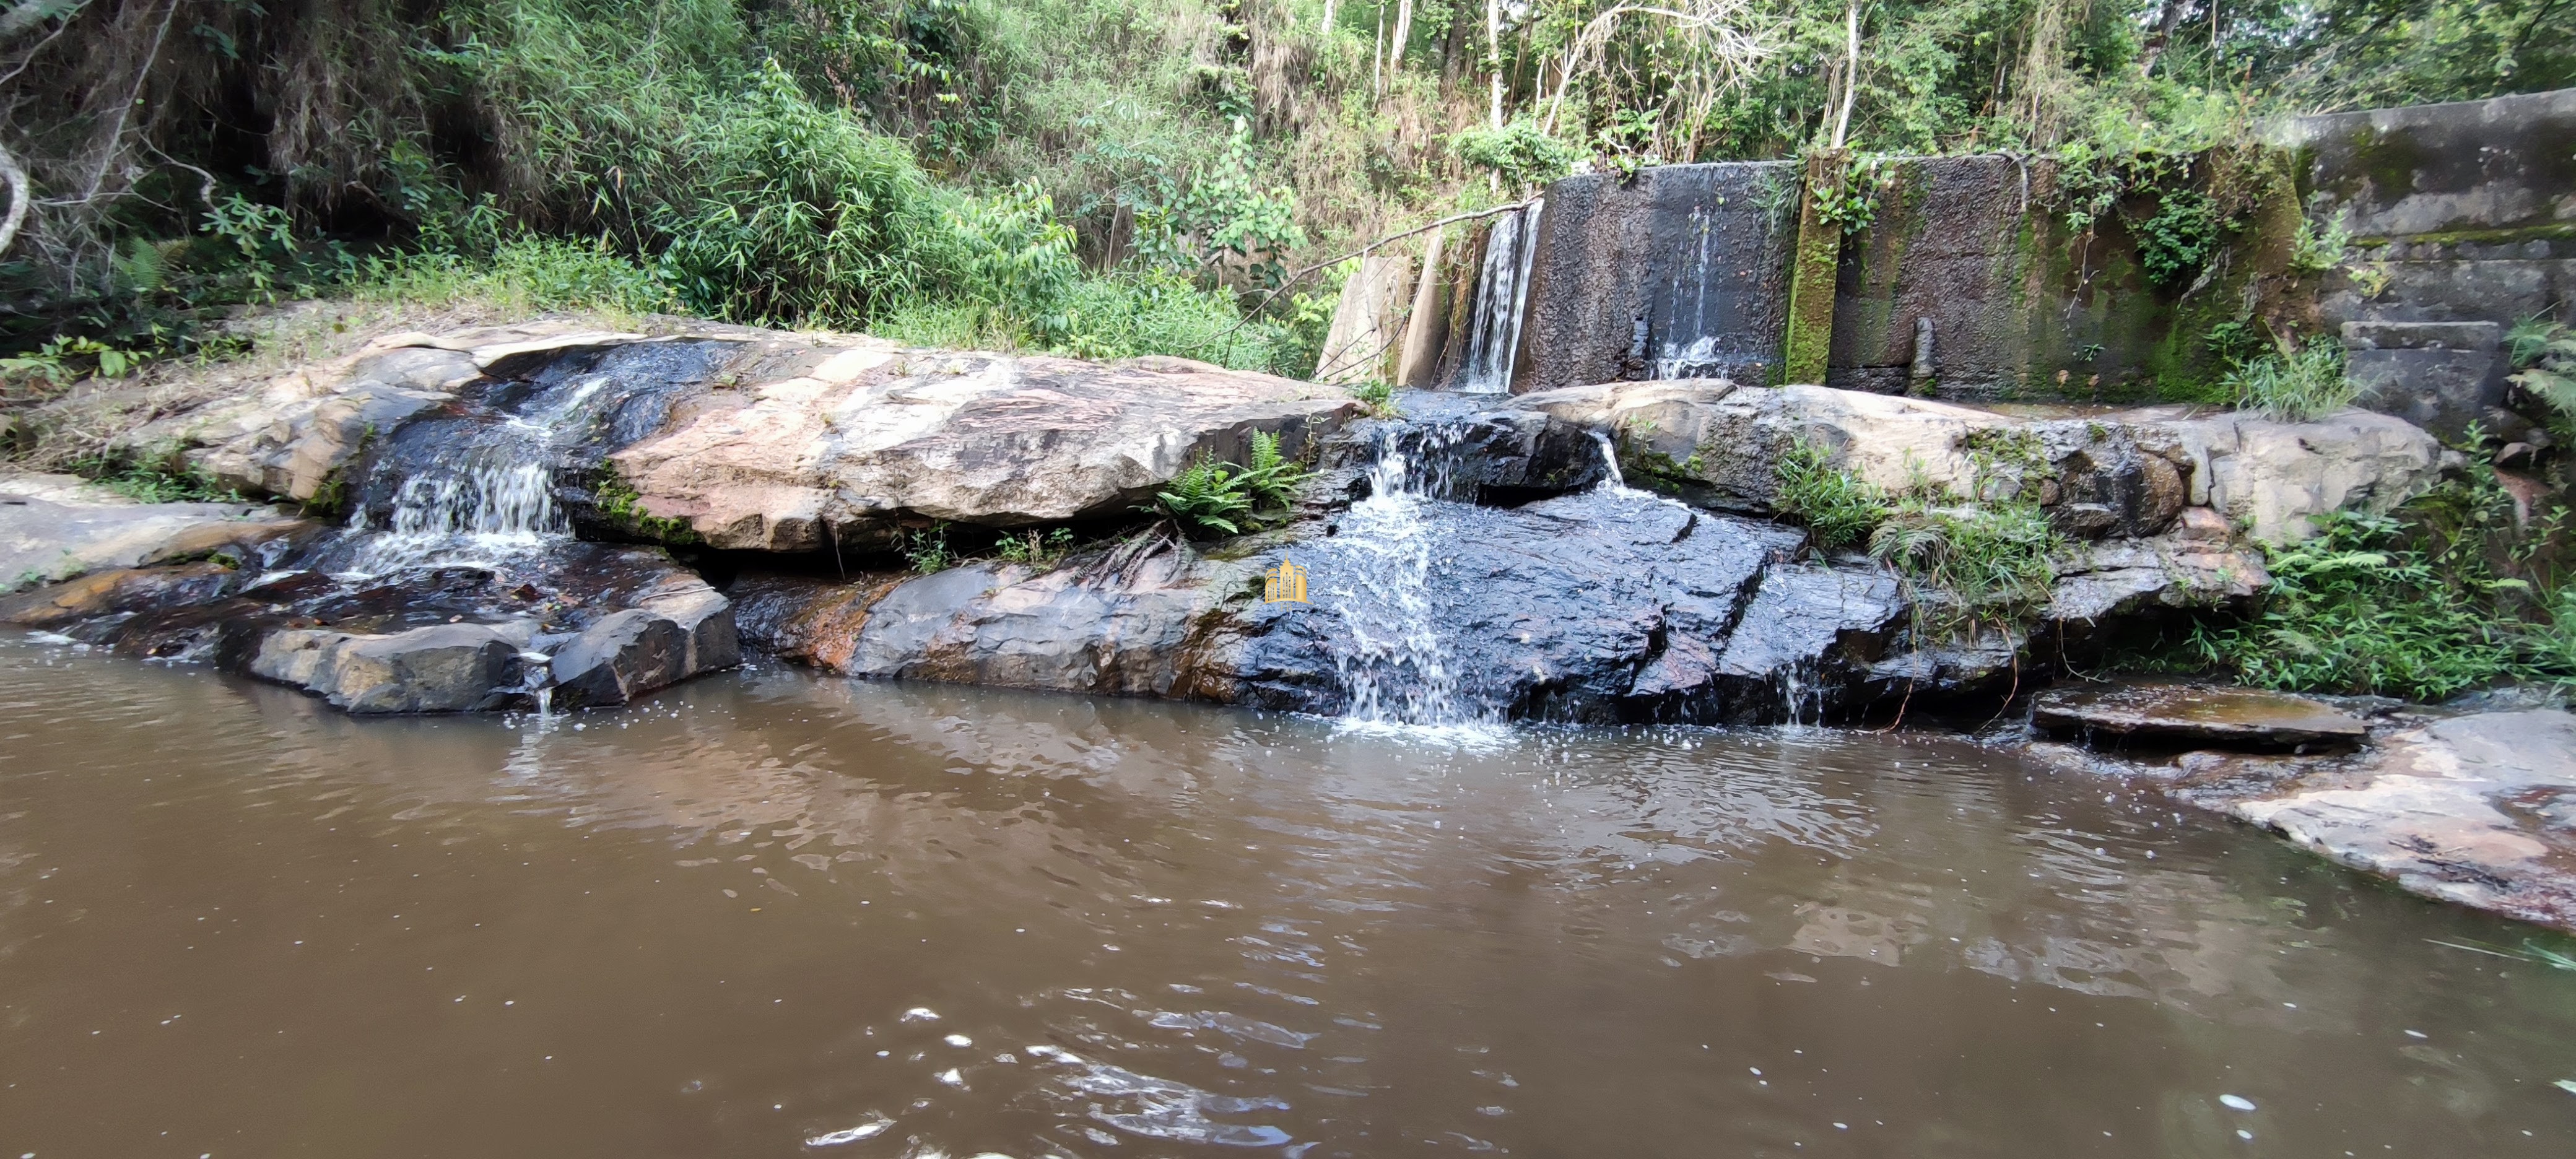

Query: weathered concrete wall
[[1513, 162, 1796, 392], [1824, 155, 2177, 400], [2281, 89, 2576, 440], [1497, 86, 2570, 415]]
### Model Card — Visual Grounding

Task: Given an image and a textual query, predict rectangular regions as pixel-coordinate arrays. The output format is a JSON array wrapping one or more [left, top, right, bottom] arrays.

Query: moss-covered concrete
[[1782, 150, 1848, 385]]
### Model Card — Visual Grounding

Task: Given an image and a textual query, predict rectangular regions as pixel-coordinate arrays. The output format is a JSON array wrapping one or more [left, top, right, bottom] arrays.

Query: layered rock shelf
[[1, 318, 2464, 726]]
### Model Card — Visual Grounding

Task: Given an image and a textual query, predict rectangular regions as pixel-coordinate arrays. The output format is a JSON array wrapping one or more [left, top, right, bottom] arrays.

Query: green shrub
[[2507, 316, 2576, 424], [2195, 472, 2576, 700], [656, 61, 968, 326], [2226, 342, 2356, 422], [994, 527, 1077, 566], [2195, 511, 2520, 700], [1772, 437, 1889, 550], [903, 522, 958, 573], [1148, 454, 1256, 537], [1451, 119, 1577, 191]]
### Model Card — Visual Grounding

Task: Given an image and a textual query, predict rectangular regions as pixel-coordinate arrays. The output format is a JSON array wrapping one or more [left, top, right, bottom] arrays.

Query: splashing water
[[341, 371, 630, 573], [1458, 199, 1544, 394], [1325, 427, 1478, 731]]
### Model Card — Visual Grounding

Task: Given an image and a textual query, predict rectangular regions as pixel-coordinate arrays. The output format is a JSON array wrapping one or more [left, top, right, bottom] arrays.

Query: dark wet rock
[[549, 574, 740, 708], [2032, 682, 2370, 751], [1707, 563, 1907, 718], [1, 472, 318, 593], [2176, 710, 2576, 932], [250, 621, 533, 714], [12, 537, 737, 714], [127, 324, 645, 503]]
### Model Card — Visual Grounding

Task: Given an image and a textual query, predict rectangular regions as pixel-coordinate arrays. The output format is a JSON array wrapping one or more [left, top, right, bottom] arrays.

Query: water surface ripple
[[2, 636, 2572, 1157]]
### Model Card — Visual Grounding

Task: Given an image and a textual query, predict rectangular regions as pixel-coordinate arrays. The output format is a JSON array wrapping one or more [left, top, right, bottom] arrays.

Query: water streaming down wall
[[1313, 417, 1753, 730], [1505, 162, 1796, 391], [1454, 200, 1544, 393]]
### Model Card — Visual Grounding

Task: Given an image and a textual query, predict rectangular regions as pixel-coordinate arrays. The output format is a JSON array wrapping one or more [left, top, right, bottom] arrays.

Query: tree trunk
[[1486, 0, 1503, 131]]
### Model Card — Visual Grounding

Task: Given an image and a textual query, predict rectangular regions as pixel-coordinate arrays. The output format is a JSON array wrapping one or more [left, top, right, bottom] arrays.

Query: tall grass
[[2225, 343, 2357, 422]]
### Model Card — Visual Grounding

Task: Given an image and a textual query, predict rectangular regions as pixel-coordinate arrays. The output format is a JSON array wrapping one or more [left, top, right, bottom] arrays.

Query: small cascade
[[333, 341, 727, 575], [1324, 425, 1477, 729], [1457, 199, 1544, 394]]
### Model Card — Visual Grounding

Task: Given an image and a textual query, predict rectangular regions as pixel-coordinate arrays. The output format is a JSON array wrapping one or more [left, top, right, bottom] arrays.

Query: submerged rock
[[2177, 710, 2576, 932], [2032, 682, 2370, 750]]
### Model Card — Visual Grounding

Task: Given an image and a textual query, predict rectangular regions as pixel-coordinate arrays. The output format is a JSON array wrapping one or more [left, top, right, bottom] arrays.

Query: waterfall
[[1653, 202, 1726, 380], [1457, 199, 1544, 394], [1324, 425, 1476, 729], [341, 366, 641, 573]]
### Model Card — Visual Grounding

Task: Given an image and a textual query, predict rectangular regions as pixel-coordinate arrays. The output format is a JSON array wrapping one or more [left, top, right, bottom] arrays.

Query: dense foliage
[[2194, 475, 2576, 700], [3, 0, 2565, 388]]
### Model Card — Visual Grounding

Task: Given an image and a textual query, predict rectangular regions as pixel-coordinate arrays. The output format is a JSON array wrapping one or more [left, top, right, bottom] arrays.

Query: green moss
[[2350, 223, 2576, 248], [1782, 150, 1848, 385], [593, 466, 699, 545]]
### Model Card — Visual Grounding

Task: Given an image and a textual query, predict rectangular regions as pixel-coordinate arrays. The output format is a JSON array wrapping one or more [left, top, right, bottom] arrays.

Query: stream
[[4, 635, 2574, 1157]]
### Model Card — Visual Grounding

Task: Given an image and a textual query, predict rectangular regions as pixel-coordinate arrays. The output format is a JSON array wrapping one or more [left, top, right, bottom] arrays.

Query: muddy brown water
[[3, 636, 2574, 1158]]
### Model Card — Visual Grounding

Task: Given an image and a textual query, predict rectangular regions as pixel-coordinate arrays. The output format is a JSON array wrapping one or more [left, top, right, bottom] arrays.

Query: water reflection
[[2, 636, 2573, 1157]]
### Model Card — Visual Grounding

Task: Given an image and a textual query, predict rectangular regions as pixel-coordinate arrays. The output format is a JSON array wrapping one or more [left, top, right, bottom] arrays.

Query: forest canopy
[[1, 0, 2567, 375]]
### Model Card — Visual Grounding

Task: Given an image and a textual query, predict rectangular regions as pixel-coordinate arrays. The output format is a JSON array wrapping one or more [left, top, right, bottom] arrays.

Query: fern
[[1149, 456, 1254, 536], [2506, 316, 2576, 423], [1240, 430, 1307, 511]]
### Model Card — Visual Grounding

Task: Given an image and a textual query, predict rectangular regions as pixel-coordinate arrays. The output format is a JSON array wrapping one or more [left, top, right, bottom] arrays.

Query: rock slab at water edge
[[2032, 683, 2371, 750], [2178, 710, 2576, 932]]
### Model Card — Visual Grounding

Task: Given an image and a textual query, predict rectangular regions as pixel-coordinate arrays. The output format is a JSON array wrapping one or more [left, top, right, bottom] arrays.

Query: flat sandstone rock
[[2032, 682, 2369, 749], [2188, 710, 2576, 931]]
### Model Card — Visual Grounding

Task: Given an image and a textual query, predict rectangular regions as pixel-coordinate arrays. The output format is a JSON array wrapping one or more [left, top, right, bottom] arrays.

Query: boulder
[[2032, 682, 2370, 750], [121, 322, 687, 503], [1, 472, 316, 593], [609, 342, 1360, 550], [2043, 512, 2268, 627], [2157, 407, 2448, 543], [250, 621, 534, 714], [1513, 383, 2193, 537], [547, 571, 741, 708], [2180, 710, 2576, 932]]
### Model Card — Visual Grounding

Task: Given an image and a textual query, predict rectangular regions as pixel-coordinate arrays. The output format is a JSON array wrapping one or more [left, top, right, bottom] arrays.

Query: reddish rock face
[[2176, 710, 2576, 933], [607, 344, 1357, 552]]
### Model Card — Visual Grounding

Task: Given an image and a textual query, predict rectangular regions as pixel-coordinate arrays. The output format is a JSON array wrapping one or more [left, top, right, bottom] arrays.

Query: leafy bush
[[2226, 342, 2356, 422], [2196, 512, 2520, 700], [994, 527, 1076, 566], [2289, 215, 2352, 275], [656, 61, 967, 326], [1772, 437, 1888, 550], [2195, 472, 2576, 700], [903, 522, 957, 573], [2133, 189, 2225, 291], [1452, 119, 1577, 191], [1149, 455, 1256, 537], [2507, 316, 2576, 424]]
